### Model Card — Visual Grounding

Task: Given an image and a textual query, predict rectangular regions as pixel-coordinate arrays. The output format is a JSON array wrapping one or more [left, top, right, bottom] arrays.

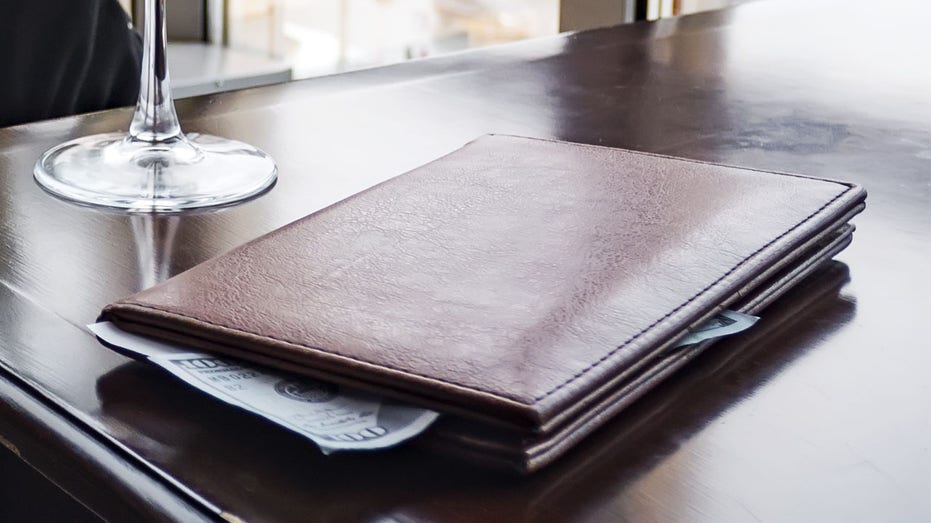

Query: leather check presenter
[[102, 135, 867, 473]]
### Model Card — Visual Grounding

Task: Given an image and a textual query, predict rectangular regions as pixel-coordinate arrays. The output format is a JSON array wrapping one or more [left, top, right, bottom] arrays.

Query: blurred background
[[116, 0, 745, 97]]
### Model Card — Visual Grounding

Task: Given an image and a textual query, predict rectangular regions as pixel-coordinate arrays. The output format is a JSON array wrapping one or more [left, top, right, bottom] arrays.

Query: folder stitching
[[120, 185, 854, 407], [532, 185, 855, 402], [500, 134, 858, 189]]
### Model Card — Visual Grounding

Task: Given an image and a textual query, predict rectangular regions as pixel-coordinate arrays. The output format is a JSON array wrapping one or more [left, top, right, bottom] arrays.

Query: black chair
[[0, 0, 142, 127]]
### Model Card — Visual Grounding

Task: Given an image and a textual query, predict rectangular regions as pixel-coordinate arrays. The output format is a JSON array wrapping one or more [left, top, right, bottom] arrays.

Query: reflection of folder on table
[[101, 135, 866, 473]]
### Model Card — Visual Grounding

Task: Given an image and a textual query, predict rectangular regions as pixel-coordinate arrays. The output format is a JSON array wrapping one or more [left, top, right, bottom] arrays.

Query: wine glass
[[33, 0, 277, 212]]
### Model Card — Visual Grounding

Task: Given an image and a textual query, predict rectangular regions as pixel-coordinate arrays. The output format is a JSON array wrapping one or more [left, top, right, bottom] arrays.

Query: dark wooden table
[[1, 1, 929, 521]]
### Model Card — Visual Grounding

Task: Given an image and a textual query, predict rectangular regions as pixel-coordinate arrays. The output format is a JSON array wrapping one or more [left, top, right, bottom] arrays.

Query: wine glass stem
[[129, 0, 182, 143]]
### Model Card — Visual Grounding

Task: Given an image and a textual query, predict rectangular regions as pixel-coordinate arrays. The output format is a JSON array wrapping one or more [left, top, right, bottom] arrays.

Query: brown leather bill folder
[[102, 135, 866, 473]]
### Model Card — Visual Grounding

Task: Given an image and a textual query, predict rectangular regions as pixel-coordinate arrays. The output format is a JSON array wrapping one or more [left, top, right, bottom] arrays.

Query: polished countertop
[[0, 0, 929, 520]]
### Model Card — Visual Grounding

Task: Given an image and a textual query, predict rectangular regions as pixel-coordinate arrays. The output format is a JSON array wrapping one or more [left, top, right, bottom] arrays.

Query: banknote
[[88, 322, 438, 454], [89, 309, 756, 452], [671, 310, 758, 348]]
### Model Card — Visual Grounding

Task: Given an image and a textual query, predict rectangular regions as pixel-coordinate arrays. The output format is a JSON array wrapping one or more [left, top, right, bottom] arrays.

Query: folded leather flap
[[104, 135, 866, 429]]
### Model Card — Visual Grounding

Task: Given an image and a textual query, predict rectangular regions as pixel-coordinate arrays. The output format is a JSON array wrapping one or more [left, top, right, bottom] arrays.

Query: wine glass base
[[34, 133, 278, 212]]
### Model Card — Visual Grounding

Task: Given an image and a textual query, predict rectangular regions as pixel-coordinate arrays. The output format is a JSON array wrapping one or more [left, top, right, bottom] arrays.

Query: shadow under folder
[[94, 262, 854, 522]]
